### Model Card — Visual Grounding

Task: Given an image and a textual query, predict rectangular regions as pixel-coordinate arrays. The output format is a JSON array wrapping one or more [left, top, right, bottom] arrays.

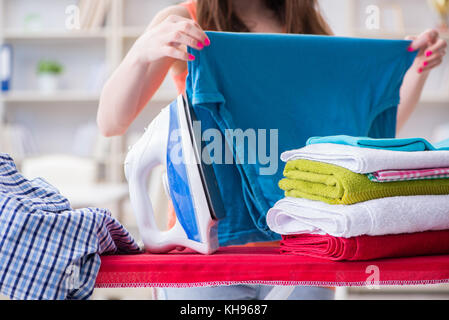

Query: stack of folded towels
[[266, 135, 449, 261]]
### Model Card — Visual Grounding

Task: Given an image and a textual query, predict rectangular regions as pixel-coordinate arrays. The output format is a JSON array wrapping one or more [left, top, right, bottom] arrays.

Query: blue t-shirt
[[186, 32, 416, 246]]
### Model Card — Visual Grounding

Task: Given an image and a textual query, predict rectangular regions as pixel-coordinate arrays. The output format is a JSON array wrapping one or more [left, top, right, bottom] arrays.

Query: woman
[[97, 0, 447, 299]]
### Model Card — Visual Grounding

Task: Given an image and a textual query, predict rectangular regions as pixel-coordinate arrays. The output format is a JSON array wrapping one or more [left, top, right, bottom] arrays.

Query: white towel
[[281, 143, 449, 174], [266, 195, 449, 238]]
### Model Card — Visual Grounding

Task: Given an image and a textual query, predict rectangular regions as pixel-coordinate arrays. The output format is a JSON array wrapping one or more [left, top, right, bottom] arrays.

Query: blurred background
[[0, 0, 448, 300]]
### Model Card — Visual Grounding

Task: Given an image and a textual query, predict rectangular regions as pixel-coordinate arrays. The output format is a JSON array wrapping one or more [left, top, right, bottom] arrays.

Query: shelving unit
[[0, 0, 178, 183], [0, 1, 177, 98]]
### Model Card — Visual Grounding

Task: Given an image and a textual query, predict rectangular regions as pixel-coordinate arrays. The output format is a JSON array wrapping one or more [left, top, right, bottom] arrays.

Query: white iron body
[[124, 95, 220, 254]]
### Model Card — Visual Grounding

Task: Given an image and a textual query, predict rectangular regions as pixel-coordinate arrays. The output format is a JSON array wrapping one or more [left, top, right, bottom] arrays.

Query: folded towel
[[279, 159, 449, 204], [435, 138, 449, 149], [280, 231, 449, 261], [281, 143, 449, 174], [306, 135, 448, 151], [266, 195, 449, 237], [368, 167, 449, 182]]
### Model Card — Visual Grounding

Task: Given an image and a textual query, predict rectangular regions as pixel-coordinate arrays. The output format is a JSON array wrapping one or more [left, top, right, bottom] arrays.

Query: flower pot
[[38, 73, 60, 93]]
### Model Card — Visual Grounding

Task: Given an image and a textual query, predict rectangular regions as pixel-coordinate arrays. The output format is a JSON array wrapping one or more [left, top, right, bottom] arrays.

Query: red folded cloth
[[280, 230, 449, 261]]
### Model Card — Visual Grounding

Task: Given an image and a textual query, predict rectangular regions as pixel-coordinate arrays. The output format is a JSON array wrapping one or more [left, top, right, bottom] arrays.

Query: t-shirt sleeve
[[187, 34, 225, 106]]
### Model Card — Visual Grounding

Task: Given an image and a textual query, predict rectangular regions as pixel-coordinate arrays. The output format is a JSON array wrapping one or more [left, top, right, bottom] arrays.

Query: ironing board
[[95, 247, 449, 292]]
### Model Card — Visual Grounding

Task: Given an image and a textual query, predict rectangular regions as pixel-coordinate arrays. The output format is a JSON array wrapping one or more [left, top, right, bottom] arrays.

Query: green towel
[[279, 159, 449, 205]]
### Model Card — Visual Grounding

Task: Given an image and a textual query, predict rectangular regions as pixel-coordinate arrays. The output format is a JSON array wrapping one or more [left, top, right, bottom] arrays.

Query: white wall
[[320, 0, 353, 35]]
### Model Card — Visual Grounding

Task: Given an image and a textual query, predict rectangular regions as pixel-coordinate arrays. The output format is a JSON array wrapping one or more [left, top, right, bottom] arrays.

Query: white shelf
[[0, 90, 175, 104], [2, 29, 109, 40], [353, 30, 449, 40], [0, 91, 100, 103]]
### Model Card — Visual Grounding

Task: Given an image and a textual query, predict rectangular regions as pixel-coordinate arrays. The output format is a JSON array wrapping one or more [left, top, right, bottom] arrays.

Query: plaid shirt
[[0, 154, 141, 300]]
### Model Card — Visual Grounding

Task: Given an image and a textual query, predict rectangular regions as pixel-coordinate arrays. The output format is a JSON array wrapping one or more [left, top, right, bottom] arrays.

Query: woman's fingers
[[169, 30, 204, 50], [155, 14, 210, 62], [165, 21, 210, 61], [418, 39, 447, 72], [405, 29, 446, 74], [424, 38, 448, 58], [408, 29, 439, 51], [165, 14, 209, 46], [175, 20, 209, 46], [423, 48, 446, 65], [420, 57, 443, 72], [162, 46, 195, 62]]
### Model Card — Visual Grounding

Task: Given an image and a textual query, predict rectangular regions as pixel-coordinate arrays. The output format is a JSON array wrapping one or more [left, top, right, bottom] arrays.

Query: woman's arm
[[97, 5, 209, 137], [397, 29, 447, 132]]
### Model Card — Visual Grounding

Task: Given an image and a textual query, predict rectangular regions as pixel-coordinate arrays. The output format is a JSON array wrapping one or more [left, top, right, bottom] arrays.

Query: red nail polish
[[407, 46, 414, 52], [197, 41, 203, 49], [418, 67, 423, 73], [204, 38, 210, 46], [426, 50, 433, 57], [423, 61, 428, 67], [188, 54, 195, 60]]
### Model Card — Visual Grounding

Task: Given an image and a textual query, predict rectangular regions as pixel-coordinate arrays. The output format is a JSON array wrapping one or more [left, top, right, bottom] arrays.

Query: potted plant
[[36, 60, 64, 93]]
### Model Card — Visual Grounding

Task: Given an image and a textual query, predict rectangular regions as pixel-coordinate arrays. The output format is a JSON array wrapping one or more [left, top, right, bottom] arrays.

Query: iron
[[124, 95, 225, 254]]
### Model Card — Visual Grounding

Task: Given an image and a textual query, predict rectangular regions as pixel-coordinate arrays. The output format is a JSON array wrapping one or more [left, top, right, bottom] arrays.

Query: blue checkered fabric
[[0, 154, 141, 300]]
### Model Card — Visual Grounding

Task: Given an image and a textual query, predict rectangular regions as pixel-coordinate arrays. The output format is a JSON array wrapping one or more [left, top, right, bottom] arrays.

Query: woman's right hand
[[132, 14, 210, 64], [97, 7, 207, 137]]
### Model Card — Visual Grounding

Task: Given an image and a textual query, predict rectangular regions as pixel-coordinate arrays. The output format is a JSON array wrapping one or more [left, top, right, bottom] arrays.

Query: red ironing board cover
[[95, 247, 449, 288]]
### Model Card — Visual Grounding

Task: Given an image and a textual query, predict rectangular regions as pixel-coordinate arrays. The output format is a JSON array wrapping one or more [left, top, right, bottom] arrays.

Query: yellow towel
[[279, 159, 449, 204]]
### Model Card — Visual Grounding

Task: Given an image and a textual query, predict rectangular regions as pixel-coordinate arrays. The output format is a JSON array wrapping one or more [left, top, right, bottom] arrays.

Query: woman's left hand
[[406, 29, 447, 74]]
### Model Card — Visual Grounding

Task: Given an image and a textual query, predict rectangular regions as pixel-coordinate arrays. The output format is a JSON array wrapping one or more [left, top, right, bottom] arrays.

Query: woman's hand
[[406, 29, 447, 74], [132, 14, 210, 64], [97, 6, 209, 137], [397, 29, 447, 131]]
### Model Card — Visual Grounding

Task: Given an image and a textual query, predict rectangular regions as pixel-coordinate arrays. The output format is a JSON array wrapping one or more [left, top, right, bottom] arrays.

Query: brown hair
[[197, 0, 332, 35]]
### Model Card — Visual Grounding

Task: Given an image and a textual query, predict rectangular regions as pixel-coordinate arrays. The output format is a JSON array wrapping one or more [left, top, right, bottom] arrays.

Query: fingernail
[[418, 67, 423, 73], [425, 50, 433, 57], [197, 41, 203, 49], [204, 38, 210, 46], [188, 54, 195, 61], [423, 61, 428, 67], [407, 46, 414, 52]]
